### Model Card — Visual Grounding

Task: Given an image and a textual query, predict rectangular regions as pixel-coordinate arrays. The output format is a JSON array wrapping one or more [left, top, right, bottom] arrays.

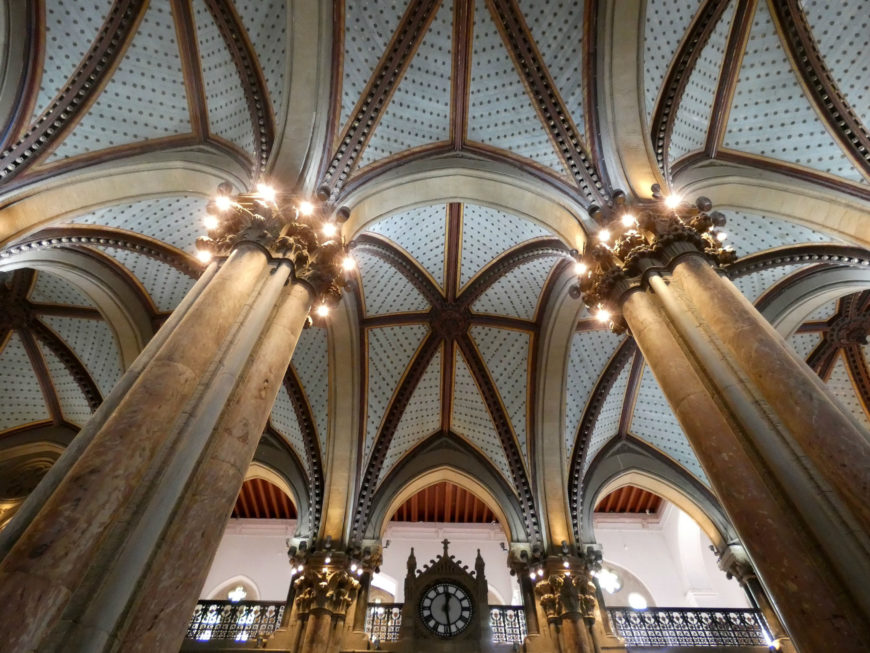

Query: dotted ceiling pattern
[[234, 0, 288, 117], [564, 330, 623, 461], [364, 205, 447, 289], [643, 0, 704, 123], [459, 204, 552, 288], [466, 0, 569, 177], [40, 316, 123, 397], [376, 347, 443, 487], [355, 249, 431, 316], [290, 327, 330, 456], [720, 209, 841, 255], [826, 355, 870, 431], [269, 384, 311, 479], [340, 1, 408, 131], [358, 0, 453, 168], [668, 0, 735, 164], [97, 247, 195, 313], [0, 334, 51, 432], [470, 326, 530, 456], [630, 365, 708, 485], [451, 348, 516, 492], [581, 356, 631, 478], [787, 331, 821, 361], [364, 324, 429, 464], [801, 1, 870, 136], [36, 340, 93, 427], [516, 0, 585, 143], [29, 270, 93, 308], [194, 0, 256, 157], [471, 256, 556, 320], [722, 0, 865, 184], [46, 1, 191, 163], [731, 263, 804, 304], [31, 0, 113, 124], [69, 196, 207, 255]]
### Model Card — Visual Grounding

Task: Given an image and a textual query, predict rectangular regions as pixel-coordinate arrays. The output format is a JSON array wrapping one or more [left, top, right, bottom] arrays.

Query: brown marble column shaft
[[622, 284, 870, 652], [299, 609, 334, 652], [0, 244, 275, 651], [0, 263, 219, 562], [671, 255, 870, 534]]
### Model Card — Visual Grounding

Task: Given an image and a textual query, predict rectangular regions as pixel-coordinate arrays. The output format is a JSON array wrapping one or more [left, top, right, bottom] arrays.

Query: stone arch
[[340, 155, 590, 249], [251, 434, 311, 537], [580, 438, 735, 551], [363, 433, 529, 544]]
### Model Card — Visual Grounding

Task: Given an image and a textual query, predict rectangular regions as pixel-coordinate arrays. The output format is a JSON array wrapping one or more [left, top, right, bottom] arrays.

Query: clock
[[418, 581, 474, 637]]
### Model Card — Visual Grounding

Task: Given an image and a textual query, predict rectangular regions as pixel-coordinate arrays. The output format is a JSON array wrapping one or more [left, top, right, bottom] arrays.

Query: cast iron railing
[[607, 608, 768, 647], [364, 603, 528, 644], [365, 603, 403, 643], [186, 601, 285, 642], [489, 605, 528, 644]]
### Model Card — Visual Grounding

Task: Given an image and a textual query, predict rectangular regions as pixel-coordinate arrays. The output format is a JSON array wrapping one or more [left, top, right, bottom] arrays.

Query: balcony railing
[[607, 608, 768, 647], [364, 603, 528, 644], [186, 601, 285, 643]]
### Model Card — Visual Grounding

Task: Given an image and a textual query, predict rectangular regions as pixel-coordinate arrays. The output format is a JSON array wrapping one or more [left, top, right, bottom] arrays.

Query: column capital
[[571, 187, 736, 333], [530, 556, 597, 624], [194, 183, 347, 306], [293, 555, 362, 617]]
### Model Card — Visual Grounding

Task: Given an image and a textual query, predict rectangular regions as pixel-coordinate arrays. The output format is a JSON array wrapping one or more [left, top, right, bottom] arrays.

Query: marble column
[[0, 189, 345, 652], [577, 191, 870, 651]]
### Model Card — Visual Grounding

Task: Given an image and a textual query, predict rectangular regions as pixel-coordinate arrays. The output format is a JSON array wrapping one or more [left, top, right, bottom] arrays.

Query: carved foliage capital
[[294, 567, 361, 616], [534, 571, 597, 622]]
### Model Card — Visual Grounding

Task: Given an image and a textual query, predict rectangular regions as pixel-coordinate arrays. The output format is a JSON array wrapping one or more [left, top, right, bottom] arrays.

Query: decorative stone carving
[[572, 187, 737, 333], [195, 185, 347, 306], [294, 566, 361, 617]]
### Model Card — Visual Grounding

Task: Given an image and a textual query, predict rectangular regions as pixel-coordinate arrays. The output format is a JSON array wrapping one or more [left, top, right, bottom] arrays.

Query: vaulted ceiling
[[1, 0, 869, 548]]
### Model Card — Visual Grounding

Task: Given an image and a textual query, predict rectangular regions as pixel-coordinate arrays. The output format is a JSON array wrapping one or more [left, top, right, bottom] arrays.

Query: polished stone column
[[0, 189, 345, 652], [577, 191, 870, 651]]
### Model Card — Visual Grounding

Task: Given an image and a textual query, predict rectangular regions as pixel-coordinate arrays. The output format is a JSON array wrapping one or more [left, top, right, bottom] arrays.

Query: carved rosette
[[293, 566, 361, 617], [572, 187, 737, 333], [195, 187, 346, 307]]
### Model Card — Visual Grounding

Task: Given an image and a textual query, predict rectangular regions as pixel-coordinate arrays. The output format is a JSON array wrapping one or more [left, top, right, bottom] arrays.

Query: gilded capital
[[194, 184, 347, 306], [294, 566, 361, 616], [572, 187, 737, 333]]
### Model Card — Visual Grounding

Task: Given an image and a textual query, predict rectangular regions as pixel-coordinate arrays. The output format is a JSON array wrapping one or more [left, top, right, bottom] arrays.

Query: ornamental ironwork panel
[[363, 603, 529, 644], [608, 608, 768, 647], [186, 601, 285, 642], [365, 603, 403, 642], [490, 605, 528, 644]]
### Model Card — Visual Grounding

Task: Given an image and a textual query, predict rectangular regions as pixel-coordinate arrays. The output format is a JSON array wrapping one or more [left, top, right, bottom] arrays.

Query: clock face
[[419, 582, 474, 637]]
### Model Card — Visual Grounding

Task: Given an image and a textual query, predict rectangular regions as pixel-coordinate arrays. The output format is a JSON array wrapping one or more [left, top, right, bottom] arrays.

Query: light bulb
[[563, 559, 570, 569], [316, 304, 329, 318], [356, 567, 363, 576], [296, 565, 304, 573], [324, 556, 331, 564], [298, 201, 314, 216], [716, 231, 728, 242], [595, 308, 611, 323], [322, 222, 337, 238], [256, 183, 276, 203], [621, 213, 636, 227], [529, 571, 536, 580], [537, 569, 544, 578], [664, 194, 681, 209], [203, 215, 219, 231], [196, 249, 213, 263], [598, 229, 611, 243], [350, 563, 358, 572], [215, 195, 232, 211], [573, 261, 587, 276], [342, 256, 356, 271], [322, 566, 328, 574]]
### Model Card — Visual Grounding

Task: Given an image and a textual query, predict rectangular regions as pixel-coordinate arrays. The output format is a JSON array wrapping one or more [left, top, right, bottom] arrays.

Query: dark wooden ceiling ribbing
[[594, 485, 662, 514], [389, 481, 497, 523], [232, 478, 298, 519]]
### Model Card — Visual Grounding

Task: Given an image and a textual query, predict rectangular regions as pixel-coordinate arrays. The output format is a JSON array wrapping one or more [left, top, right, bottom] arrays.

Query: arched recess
[[0, 152, 248, 244], [674, 162, 870, 247], [363, 433, 529, 545], [580, 437, 735, 551], [252, 431, 312, 537], [339, 155, 591, 250], [205, 575, 261, 602], [757, 264, 870, 337], [0, 248, 154, 368]]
